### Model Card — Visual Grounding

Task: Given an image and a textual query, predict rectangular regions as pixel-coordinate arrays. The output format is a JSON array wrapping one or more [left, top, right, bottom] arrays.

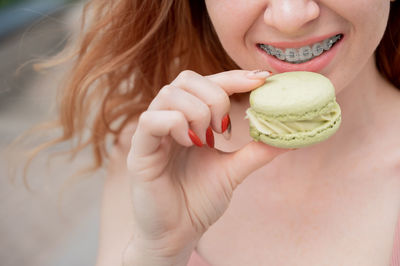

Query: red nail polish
[[221, 114, 231, 133], [206, 126, 214, 148], [188, 129, 203, 147], [222, 120, 232, 140]]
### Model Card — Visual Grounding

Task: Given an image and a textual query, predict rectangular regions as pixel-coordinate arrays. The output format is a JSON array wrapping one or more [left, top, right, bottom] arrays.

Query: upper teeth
[[259, 34, 342, 64]]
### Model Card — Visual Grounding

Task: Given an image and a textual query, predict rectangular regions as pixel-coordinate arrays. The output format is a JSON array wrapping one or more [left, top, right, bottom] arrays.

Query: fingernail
[[206, 126, 214, 148], [221, 114, 231, 133], [246, 70, 272, 80], [221, 114, 232, 140], [188, 129, 203, 147]]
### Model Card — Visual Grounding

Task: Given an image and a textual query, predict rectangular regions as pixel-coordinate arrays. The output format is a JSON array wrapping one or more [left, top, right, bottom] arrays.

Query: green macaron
[[246, 71, 341, 148]]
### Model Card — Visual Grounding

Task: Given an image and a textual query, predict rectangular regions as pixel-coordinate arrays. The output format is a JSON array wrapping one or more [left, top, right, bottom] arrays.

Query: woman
[[45, 0, 400, 265]]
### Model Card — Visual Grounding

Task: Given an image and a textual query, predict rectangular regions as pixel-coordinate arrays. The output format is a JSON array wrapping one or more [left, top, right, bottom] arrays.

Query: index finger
[[206, 70, 272, 95]]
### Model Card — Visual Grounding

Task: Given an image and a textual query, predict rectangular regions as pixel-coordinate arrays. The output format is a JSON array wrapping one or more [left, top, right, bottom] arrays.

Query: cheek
[[205, 1, 260, 52], [325, 0, 390, 91], [350, 1, 390, 67], [348, 3, 389, 64], [331, 0, 389, 36], [356, 1, 389, 35]]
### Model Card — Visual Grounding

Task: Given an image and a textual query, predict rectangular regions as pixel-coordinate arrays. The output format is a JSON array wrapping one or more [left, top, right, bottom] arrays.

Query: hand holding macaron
[[125, 70, 289, 265], [125, 69, 342, 265]]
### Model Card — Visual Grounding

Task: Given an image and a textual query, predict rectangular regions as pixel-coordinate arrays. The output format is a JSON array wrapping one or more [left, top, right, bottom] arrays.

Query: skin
[[96, 1, 400, 265]]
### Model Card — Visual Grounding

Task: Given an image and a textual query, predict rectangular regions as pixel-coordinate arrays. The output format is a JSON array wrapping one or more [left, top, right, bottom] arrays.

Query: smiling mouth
[[258, 34, 343, 64]]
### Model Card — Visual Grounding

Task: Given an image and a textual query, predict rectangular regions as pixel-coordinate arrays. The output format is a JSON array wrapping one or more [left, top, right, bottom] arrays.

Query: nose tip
[[264, 0, 320, 35]]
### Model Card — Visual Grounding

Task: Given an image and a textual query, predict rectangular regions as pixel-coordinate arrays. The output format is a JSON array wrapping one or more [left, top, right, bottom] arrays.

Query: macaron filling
[[246, 99, 341, 140]]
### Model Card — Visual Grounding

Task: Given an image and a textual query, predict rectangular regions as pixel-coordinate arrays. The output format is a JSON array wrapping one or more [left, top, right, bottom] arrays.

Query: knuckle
[[158, 85, 174, 98], [177, 70, 197, 81], [170, 111, 186, 126], [192, 106, 211, 123], [210, 92, 230, 107], [138, 111, 152, 127]]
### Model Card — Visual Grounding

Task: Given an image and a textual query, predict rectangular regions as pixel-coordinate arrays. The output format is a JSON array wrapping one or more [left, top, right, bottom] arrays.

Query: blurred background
[[0, 1, 103, 265]]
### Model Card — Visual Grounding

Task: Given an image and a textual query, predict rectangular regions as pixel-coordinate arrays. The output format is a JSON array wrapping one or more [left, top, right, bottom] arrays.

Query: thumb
[[221, 141, 289, 187]]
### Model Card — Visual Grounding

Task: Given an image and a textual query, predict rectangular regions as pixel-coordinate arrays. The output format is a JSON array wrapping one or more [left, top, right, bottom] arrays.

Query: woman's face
[[204, 0, 391, 93]]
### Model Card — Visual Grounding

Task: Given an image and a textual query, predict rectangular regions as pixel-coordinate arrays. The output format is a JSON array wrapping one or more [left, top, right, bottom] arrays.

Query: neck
[[323, 55, 393, 152], [335, 56, 384, 138], [275, 55, 396, 170]]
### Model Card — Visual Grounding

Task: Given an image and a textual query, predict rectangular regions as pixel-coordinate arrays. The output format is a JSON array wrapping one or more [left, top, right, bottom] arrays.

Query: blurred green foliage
[[0, 0, 24, 9]]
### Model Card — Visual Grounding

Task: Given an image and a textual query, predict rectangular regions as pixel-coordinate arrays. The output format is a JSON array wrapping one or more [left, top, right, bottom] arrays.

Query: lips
[[257, 33, 344, 73]]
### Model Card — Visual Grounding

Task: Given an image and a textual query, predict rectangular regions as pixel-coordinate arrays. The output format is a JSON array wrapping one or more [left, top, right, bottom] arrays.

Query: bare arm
[[96, 122, 194, 266], [96, 123, 136, 266]]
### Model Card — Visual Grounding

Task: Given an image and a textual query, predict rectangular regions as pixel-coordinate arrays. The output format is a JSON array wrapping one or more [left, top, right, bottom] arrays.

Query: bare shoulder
[[96, 120, 138, 266], [374, 86, 400, 179], [114, 120, 138, 156], [375, 128, 400, 181], [108, 120, 138, 177], [385, 99, 400, 179]]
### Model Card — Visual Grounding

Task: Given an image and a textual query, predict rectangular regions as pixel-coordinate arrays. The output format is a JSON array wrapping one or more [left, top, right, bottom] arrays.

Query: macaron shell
[[250, 71, 335, 116], [248, 71, 341, 148]]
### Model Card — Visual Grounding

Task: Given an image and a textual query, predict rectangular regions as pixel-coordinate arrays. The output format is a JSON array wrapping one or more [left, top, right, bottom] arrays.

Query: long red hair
[[18, 0, 400, 177]]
